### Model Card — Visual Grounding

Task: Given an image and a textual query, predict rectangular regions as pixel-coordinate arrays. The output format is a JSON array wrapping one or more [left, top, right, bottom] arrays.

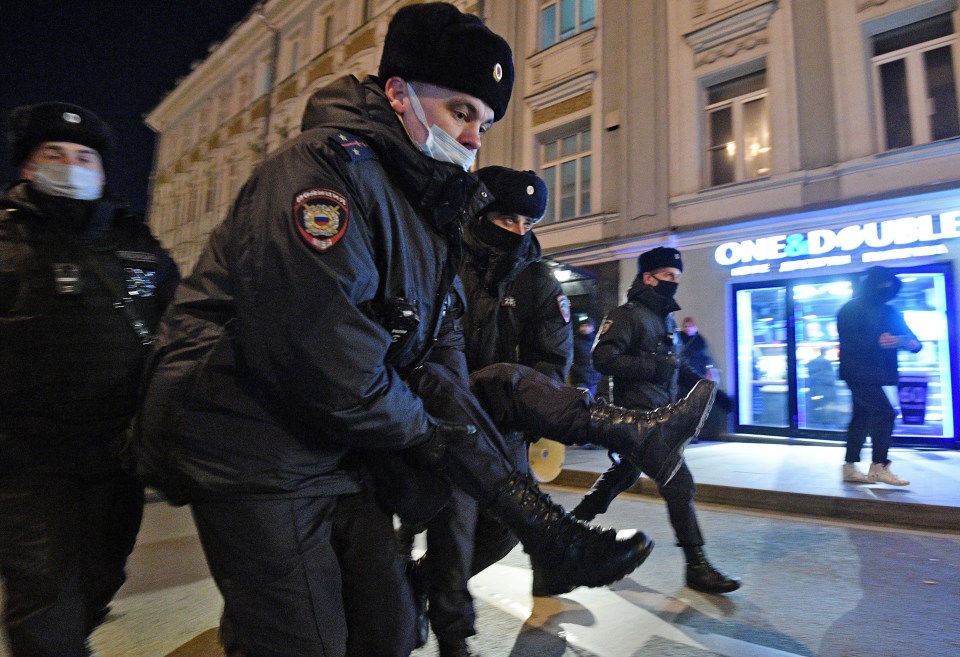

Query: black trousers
[[844, 382, 896, 464], [192, 489, 416, 657], [575, 458, 703, 546], [0, 468, 144, 657]]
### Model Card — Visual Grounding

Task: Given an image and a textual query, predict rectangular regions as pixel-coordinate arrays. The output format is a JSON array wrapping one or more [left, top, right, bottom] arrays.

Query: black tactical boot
[[684, 546, 741, 594], [405, 558, 430, 649], [488, 471, 654, 597], [586, 379, 717, 486]]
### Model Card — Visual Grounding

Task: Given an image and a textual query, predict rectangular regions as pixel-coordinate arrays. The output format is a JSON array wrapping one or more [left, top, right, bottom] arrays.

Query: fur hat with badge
[[6, 102, 115, 171], [477, 166, 548, 223], [378, 2, 515, 121], [638, 246, 683, 274]]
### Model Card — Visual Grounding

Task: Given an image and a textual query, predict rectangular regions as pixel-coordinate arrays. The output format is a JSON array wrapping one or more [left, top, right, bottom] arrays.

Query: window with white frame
[[314, 4, 334, 53], [872, 12, 960, 151], [704, 68, 769, 187], [286, 31, 303, 78], [539, 126, 592, 223], [255, 55, 274, 98], [540, 0, 595, 50]]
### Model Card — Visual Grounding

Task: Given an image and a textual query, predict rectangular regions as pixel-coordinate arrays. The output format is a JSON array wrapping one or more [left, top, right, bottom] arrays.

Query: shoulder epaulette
[[330, 131, 377, 162]]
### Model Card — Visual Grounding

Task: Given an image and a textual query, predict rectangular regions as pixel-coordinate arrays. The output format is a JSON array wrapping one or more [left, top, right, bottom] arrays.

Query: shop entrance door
[[733, 264, 956, 445]]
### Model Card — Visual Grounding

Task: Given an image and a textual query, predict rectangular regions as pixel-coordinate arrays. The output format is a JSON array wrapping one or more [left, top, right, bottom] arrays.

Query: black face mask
[[473, 215, 529, 255], [652, 277, 679, 300]]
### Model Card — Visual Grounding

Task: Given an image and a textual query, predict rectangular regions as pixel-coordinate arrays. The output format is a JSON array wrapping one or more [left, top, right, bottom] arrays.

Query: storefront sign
[[715, 212, 959, 276]]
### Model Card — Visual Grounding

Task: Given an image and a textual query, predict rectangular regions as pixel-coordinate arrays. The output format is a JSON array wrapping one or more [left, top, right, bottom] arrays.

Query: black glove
[[408, 421, 477, 469], [715, 389, 735, 414], [651, 352, 677, 382]]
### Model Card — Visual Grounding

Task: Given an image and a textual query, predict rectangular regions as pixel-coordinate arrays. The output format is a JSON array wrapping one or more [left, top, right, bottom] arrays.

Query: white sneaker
[[842, 463, 870, 483], [868, 462, 910, 486]]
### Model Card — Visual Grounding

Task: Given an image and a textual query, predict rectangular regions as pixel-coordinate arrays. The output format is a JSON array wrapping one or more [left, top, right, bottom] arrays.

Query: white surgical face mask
[[405, 84, 477, 171], [30, 163, 103, 201]]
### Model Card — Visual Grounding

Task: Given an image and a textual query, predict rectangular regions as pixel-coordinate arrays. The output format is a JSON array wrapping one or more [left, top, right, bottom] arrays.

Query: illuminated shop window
[[872, 13, 960, 150], [704, 68, 769, 187]]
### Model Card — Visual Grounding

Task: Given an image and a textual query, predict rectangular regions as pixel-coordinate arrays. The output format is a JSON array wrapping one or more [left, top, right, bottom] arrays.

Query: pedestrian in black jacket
[[133, 6, 663, 656], [0, 102, 180, 657], [838, 266, 920, 485], [573, 247, 741, 595]]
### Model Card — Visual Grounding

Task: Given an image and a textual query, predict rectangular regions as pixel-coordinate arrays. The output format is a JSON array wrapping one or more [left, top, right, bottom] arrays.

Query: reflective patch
[[556, 294, 571, 323], [125, 267, 156, 297], [501, 296, 517, 308], [598, 318, 614, 337], [116, 250, 158, 264], [294, 188, 349, 252]]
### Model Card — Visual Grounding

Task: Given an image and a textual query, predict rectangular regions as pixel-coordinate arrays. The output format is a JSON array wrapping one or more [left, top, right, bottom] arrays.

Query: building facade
[[146, 0, 960, 447]]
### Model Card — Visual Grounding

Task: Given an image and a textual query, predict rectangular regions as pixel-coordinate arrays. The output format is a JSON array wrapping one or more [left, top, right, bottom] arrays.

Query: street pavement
[[0, 440, 957, 656]]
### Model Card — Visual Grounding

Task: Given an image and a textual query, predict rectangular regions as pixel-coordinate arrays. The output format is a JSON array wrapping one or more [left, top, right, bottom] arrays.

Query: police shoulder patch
[[293, 188, 349, 252], [331, 131, 376, 161], [556, 294, 571, 323]]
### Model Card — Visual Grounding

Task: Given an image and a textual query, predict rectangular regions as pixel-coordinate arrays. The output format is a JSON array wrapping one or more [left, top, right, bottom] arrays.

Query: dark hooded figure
[[837, 265, 921, 486]]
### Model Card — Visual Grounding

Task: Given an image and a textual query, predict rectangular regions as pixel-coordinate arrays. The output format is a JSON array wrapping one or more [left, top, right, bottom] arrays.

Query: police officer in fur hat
[[0, 102, 180, 656], [134, 5, 661, 656], [573, 246, 742, 595]]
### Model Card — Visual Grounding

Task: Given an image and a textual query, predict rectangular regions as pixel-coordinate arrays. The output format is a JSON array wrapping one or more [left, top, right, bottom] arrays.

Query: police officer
[[412, 167, 570, 655], [573, 247, 742, 595], [408, 169, 719, 654], [134, 5, 659, 656], [0, 102, 180, 657]]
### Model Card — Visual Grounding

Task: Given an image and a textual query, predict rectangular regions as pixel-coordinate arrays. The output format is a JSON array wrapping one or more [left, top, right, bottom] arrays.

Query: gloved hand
[[714, 389, 735, 414], [408, 421, 477, 469], [652, 352, 677, 382]]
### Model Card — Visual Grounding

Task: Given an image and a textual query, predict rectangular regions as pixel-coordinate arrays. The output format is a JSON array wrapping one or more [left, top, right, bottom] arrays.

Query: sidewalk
[[552, 439, 960, 533]]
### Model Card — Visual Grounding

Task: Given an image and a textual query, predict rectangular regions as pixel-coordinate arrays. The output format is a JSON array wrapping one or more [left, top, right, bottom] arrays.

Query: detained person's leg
[[409, 363, 653, 596], [469, 363, 717, 487]]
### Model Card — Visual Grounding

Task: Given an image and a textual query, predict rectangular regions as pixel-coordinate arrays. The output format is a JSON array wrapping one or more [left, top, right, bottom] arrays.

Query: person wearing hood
[[0, 102, 180, 657], [572, 247, 742, 595], [131, 5, 688, 655], [837, 266, 921, 486]]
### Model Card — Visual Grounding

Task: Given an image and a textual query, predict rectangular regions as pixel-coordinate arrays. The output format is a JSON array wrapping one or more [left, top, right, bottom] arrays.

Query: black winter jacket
[[459, 216, 572, 382], [592, 277, 700, 410], [137, 75, 488, 500], [0, 183, 179, 472], [838, 267, 920, 385]]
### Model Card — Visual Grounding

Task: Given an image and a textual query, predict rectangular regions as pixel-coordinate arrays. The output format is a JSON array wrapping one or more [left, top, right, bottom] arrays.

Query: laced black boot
[[684, 546, 741, 594], [586, 379, 717, 486], [487, 471, 654, 597]]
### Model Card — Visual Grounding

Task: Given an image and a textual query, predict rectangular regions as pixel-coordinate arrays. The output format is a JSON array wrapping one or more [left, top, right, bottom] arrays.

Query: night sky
[[2, 1, 260, 212]]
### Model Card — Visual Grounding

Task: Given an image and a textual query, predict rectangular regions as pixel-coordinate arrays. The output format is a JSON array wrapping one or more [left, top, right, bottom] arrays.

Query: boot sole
[[653, 381, 718, 485]]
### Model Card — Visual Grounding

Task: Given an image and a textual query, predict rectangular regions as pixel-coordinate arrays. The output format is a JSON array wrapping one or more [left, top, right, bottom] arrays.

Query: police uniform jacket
[[137, 75, 489, 501], [460, 217, 571, 382], [0, 183, 180, 474], [592, 277, 700, 410]]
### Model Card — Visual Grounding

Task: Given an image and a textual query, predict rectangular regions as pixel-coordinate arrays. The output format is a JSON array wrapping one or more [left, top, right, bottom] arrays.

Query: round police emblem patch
[[293, 188, 349, 252]]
